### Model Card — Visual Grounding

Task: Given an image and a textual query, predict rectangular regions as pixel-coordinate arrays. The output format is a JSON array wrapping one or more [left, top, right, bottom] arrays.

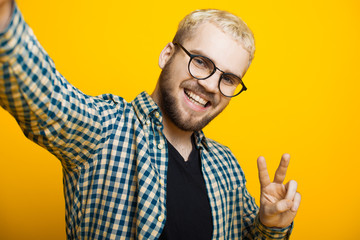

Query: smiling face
[[152, 22, 250, 132]]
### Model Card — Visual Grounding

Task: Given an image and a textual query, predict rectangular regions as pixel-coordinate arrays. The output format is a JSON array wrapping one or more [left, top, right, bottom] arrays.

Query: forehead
[[182, 22, 250, 77]]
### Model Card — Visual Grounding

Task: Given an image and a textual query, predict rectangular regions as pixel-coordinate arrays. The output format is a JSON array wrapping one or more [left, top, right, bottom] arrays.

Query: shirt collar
[[194, 130, 209, 151], [131, 91, 161, 125], [131, 91, 209, 150]]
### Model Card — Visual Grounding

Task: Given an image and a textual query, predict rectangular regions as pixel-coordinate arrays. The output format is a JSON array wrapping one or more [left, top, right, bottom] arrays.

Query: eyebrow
[[188, 48, 207, 56]]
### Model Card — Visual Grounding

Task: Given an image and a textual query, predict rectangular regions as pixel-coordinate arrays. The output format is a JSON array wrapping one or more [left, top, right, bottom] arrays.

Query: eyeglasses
[[173, 42, 247, 97]]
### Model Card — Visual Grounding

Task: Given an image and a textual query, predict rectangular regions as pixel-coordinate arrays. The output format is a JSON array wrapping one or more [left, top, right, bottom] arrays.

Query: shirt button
[[155, 112, 160, 118], [146, 119, 151, 126], [158, 143, 164, 150], [158, 215, 164, 222], [159, 179, 164, 186]]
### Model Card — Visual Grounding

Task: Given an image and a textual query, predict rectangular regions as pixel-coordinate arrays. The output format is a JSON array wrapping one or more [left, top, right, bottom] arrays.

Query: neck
[[162, 114, 193, 145], [162, 114, 194, 161]]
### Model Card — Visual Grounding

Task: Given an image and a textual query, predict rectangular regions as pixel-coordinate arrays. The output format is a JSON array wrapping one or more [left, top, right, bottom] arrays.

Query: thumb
[[268, 199, 293, 215]]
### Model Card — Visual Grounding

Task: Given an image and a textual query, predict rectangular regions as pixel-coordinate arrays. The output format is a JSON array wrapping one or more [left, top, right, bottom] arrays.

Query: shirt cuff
[[254, 214, 293, 239]]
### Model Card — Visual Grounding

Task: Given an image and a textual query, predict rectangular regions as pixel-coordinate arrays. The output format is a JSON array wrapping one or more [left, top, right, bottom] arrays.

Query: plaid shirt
[[0, 4, 293, 239]]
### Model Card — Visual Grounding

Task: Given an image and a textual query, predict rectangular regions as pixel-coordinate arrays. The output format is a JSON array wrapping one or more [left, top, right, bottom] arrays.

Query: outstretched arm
[[0, 2, 114, 169]]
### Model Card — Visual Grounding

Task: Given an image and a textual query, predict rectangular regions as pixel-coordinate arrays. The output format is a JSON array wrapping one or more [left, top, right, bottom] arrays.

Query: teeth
[[185, 90, 208, 107]]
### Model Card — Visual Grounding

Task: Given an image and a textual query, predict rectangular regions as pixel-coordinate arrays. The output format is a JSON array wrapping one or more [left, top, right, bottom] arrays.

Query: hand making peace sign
[[257, 153, 301, 228]]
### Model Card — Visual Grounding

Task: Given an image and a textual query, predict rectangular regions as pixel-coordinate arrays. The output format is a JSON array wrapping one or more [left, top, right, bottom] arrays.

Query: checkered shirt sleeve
[[0, 3, 105, 170]]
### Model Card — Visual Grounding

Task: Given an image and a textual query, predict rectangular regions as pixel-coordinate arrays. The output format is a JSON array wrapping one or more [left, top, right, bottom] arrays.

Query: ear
[[158, 42, 176, 69]]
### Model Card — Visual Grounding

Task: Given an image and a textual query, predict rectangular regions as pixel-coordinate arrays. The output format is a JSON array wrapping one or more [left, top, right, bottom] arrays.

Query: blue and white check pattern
[[0, 3, 293, 239]]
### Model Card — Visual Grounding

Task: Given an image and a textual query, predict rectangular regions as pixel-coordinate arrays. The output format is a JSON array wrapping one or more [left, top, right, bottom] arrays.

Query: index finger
[[273, 153, 291, 184], [257, 156, 271, 188]]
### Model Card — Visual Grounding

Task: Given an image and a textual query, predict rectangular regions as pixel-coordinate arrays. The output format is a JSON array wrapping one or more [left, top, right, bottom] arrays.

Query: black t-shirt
[[159, 136, 213, 240]]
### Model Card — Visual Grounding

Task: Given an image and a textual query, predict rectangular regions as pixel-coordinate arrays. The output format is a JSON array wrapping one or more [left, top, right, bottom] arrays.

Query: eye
[[221, 74, 240, 86], [192, 56, 212, 70], [194, 58, 205, 66]]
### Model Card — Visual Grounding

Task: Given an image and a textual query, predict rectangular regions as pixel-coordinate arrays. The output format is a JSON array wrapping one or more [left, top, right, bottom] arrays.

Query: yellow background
[[1, 0, 359, 239]]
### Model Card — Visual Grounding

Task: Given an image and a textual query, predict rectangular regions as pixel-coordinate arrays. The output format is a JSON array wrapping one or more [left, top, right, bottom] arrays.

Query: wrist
[[255, 214, 294, 238]]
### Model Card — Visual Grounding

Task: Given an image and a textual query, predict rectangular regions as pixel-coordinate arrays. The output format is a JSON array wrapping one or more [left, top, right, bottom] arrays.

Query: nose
[[196, 70, 221, 94]]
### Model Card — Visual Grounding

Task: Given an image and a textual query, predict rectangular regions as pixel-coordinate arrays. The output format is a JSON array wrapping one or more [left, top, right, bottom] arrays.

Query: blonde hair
[[173, 9, 255, 64]]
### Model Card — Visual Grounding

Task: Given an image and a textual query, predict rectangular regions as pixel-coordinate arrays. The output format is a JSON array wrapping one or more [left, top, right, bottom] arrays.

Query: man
[[0, 0, 301, 239]]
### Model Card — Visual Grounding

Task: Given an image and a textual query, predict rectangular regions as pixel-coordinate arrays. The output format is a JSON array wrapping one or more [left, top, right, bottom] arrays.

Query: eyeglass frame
[[173, 42, 247, 97]]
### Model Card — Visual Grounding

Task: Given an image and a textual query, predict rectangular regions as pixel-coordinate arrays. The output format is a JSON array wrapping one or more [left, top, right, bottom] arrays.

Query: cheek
[[169, 56, 192, 79], [217, 98, 230, 110]]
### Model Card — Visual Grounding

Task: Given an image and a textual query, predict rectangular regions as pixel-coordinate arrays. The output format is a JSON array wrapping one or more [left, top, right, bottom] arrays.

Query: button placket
[[149, 110, 167, 225]]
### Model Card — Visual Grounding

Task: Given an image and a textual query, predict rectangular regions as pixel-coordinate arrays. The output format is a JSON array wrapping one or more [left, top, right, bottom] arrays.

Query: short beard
[[157, 60, 222, 132]]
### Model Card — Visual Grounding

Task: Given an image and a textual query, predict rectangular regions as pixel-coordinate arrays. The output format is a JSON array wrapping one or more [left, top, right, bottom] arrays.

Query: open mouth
[[184, 89, 211, 108]]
